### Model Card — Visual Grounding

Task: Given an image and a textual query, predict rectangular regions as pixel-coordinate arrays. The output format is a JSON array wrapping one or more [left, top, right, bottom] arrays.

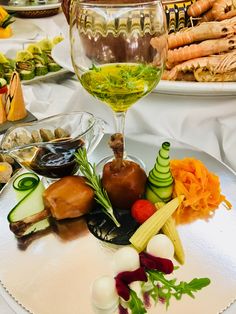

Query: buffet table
[[1, 10, 236, 314]]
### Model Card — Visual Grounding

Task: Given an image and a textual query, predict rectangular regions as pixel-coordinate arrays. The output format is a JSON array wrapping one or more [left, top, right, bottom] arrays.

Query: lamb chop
[[10, 176, 95, 237]]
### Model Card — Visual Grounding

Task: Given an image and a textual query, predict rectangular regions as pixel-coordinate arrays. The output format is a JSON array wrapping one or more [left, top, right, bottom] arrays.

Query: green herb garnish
[[74, 148, 120, 227], [147, 270, 211, 308], [128, 289, 147, 314]]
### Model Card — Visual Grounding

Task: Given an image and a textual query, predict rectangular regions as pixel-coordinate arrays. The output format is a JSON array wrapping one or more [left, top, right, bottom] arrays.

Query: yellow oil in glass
[[80, 63, 162, 112]]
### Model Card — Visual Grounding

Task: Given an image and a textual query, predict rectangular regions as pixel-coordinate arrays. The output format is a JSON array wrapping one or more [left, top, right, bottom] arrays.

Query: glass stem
[[113, 111, 127, 159]]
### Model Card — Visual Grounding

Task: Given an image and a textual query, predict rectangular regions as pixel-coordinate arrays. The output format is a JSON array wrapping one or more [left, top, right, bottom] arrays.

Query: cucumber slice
[[34, 54, 46, 65], [148, 175, 173, 187], [8, 172, 50, 237], [145, 184, 162, 203], [145, 142, 174, 202], [150, 168, 172, 180], [35, 64, 48, 76], [149, 183, 174, 202], [48, 62, 61, 72], [19, 70, 35, 80], [8, 173, 45, 222]]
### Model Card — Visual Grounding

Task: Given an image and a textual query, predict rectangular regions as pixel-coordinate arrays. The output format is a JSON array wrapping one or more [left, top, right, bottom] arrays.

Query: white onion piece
[[112, 246, 140, 274], [91, 275, 119, 310], [146, 234, 174, 260]]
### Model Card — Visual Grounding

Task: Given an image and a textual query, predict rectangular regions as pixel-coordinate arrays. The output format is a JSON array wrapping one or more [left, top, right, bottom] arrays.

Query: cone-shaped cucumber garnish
[[145, 142, 173, 203]]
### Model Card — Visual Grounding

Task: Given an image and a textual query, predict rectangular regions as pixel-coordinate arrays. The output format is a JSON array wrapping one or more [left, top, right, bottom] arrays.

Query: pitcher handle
[[86, 118, 105, 156]]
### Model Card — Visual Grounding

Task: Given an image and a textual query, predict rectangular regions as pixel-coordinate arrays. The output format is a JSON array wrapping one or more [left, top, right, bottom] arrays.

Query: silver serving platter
[[0, 135, 236, 314]]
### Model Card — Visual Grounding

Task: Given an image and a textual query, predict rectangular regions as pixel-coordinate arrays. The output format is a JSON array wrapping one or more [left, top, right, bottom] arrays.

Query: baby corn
[[129, 196, 184, 252]]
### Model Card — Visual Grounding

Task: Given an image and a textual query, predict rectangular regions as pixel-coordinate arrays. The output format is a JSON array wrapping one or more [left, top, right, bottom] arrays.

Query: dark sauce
[[29, 138, 84, 179]]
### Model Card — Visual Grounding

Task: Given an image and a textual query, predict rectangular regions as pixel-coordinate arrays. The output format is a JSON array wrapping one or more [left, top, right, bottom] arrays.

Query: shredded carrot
[[170, 158, 232, 224]]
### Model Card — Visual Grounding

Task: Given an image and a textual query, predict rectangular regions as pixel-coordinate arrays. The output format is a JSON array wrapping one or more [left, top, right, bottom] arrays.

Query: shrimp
[[194, 50, 236, 81], [167, 35, 236, 66], [200, 8, 215, 22], [167, 19, 235, 49], [165, 51, 236, 80], [195, 68, 236, 81], [212, 0, 236, 20], [187, 0, 216, 17]]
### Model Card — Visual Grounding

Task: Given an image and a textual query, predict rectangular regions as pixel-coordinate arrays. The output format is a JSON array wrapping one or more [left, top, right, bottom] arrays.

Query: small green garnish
[[74, 148, 120, 227], [128, 289, 147, 314], [147, 270, 211, 308]]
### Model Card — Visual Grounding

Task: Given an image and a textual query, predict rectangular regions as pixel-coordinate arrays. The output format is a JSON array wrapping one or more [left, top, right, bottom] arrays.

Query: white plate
[[2, 1, 61, 12], [5, 18, 43, 41], [52, 39, 236, 97], [0, 135, 236, 314], [0, 41, 70, 85]]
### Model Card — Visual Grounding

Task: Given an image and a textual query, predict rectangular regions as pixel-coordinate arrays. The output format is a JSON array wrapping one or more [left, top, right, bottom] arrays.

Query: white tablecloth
[[1, 11, 236, 314]]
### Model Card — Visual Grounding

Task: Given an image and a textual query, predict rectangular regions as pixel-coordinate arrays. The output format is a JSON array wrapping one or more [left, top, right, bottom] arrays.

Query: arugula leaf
[[147, 270, 211, 308], [128, 289, 147, 314]]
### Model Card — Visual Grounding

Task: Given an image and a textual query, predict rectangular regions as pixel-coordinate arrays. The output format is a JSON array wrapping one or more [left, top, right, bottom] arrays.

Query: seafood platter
[[162, 0, 236, 83], [0, 119, 236, 313], [51, 0, 236, 96]]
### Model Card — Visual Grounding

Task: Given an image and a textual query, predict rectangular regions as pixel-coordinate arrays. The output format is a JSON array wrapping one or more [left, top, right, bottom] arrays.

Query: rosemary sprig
[[74, 148, 120, 227]]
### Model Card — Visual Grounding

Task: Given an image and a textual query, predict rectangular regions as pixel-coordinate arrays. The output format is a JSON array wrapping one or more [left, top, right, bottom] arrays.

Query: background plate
[[0, 135, 236, 314], [0, 41, 70, 85], [52, 39, 236, 97], [1, 1, 61, 12], [6, 18, 43, 41]]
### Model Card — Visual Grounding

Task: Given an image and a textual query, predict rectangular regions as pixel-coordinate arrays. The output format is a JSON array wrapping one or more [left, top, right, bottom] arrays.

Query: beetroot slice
[[115, 267, 147, 301], [139, 252, 174, 274], [115, 278, 130, 301]]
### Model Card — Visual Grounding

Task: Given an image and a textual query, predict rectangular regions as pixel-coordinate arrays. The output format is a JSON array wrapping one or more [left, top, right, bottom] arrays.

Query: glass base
[[96, 154, 146, 175]]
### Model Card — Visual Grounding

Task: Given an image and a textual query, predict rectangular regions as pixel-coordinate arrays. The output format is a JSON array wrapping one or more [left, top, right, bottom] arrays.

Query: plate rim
[[2, 2, 61, 11]]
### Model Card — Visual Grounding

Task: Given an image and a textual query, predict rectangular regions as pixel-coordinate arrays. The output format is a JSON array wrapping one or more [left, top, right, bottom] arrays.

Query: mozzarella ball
[[112, 246, 140, 274], [91, 275, 119, 310], [146, 234, 174, 260]]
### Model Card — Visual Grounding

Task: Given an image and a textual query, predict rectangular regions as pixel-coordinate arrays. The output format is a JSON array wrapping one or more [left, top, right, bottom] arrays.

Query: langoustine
[[167, 18, 236, 49], [187, 0, 236, 22], [212, 0, 236, 20], [187, 0, 215, 17], [167, 35, 236, 67], [163, 50, 236, 81]]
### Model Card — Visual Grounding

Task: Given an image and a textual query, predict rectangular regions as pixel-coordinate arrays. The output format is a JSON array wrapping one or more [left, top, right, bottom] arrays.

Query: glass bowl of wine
[[0, 111, 104, 179]]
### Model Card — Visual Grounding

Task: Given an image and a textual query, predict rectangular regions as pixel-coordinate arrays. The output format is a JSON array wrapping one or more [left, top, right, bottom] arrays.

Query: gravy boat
[[0, 111, 104, 179]]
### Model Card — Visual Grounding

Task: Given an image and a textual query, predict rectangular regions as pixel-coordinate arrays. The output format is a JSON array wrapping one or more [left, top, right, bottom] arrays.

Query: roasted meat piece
[[102, 133, 147, 210], [43, 176, 95, 220]]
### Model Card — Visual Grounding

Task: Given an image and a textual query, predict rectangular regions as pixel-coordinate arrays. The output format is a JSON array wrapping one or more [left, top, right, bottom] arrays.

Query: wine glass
[[70, 0, 167, 168]]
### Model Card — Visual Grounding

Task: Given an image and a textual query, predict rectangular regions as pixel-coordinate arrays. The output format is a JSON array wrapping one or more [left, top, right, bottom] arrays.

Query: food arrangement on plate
[[0, 6, 14, 39], [0, 36, 64, 83], [2, 128, 232, 313], [0, 70, 29, 188], [161, 0, 236, 82]]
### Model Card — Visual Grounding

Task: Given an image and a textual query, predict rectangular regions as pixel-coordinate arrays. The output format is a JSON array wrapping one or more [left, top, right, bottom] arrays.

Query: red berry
[[131, 199, 156, 224]]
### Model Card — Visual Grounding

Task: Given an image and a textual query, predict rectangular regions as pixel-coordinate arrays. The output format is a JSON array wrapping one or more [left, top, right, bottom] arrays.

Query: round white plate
[[0, 135, 236, 314], [6, 18, 43, 41], [2, 2, 61, 12], [52, 39, 236, 97]]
